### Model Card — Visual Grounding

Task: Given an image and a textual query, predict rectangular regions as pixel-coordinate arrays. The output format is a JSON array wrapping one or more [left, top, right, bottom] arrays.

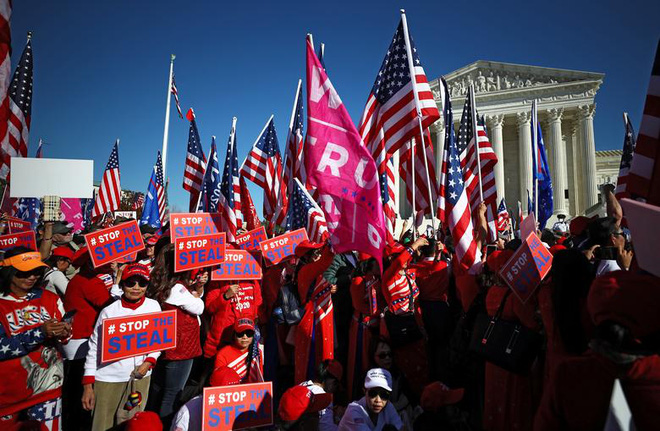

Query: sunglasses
[[367, 389, 391, 400], [377, 352, 393, 359], [57, 257, 71, 264], [235, 330, 255, 338], [15, 268, 45, 279], [124, 278, 148, 288]]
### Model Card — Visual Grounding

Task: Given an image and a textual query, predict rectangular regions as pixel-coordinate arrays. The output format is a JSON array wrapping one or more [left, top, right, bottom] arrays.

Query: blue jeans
[[152, 359, 194, 418]]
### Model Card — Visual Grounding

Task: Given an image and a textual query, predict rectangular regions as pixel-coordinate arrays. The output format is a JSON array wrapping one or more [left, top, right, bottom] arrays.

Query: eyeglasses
[[15, 268, 44, 279], [235, 330, 255, 338], [124, 278, 148, 288], [377, 352, 393, 359], [367, 389, 391, 400]]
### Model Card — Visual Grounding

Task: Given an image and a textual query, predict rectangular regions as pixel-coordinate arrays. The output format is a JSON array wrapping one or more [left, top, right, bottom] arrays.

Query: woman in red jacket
[[146, 244, 206, 420]]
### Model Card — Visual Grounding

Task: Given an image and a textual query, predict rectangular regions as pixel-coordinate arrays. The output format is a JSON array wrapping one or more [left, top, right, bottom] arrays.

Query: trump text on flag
[[0, 231, 37, 252], [101, 310, 177, 362], [235, 227, 267, 252], [7, 217, 32, 234], [170, 213, 223, 242], [499, 232, 552, 303], [174, 233, 226, 273], [211, 250, 262, 281], [84, 220, 145, 268], [259, 228, 308, 266], [202, 382, 273, 431]]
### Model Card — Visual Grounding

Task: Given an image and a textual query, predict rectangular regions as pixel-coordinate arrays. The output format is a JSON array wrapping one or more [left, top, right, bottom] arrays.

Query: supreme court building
[[395, 60, 605, 222]]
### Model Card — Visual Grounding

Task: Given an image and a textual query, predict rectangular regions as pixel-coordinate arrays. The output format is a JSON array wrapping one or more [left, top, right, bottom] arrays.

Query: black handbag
[[469, 289, 542, 374], [384, 274, 423, 347], [277, 282, 305, 325]]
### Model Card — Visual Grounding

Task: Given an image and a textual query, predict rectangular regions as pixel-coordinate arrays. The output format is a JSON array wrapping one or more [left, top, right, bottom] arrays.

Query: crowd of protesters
[[1, 184, 659, 431]]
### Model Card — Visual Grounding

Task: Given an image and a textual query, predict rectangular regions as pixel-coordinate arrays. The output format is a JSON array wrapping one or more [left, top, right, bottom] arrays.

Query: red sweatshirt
[[64, 272, 112, 340], [412, 258, 449, 302]]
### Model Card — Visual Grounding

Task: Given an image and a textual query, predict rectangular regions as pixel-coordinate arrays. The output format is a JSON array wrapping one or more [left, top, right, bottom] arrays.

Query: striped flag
[[171, 74, 183, 119], [615, 113, 637, 199], [627, 41, 660, 205], [218, 119, 240, 242], [496, 198, 510, 232], [239, 176, 261, 231], [456, 91, 499, 241], [358, 17, 440, 175], [132, 192, 144, 211], [182, 108, 207, 211], [0, 34, 32, 181], [379, 158, 397, 239], [281, 80, 305, 208], [15, 140, 42, 229], [140, 151, 166, 228], [240, 116, 284, 226], [399, 129, 438, 223], [286, 178, 329, 243], [437, 79, 481, 272], [0, 1, 11, 171], [92, 141, 121, 220]]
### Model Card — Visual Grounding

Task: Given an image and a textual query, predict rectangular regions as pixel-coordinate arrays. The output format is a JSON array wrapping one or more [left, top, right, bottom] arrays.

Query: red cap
[[569, 215, 596, 237], [71, 247, 90, 268], [209, 366, 241, 387], [549, 244, 567, 255], [325, 359, 343, 381], [421, 382, 464, 411], [294, 240, 324, 258], [588, 271, 660, 339], [234, 318, 255, 333], [124, 411, 162, 431], [145, 234, 160, 246], [278, 386, 332, 422], [486, 249, 514, 273], [121, 263, 151, 282], [52, 246, 74, 260]]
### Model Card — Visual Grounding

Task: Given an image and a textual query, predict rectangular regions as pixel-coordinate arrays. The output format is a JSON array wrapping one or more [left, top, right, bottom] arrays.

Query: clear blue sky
[[12, 0, 660, 214]]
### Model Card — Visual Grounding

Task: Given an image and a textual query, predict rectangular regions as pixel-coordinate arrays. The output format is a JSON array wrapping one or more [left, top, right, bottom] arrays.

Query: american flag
[[615, 113, 637, 199], [455, 90, 498, 241], [92, 140, 121, 220], [171, 74, 183, 119], [399, 129, 438, 223], [286, 178, 329, 243], [239, 175, 262, 231], [379, 158, 397, 239], [358, 18, 440, 175], [140, 151, 166, 228], [627, 41, 660, 205], [437, 79, 481, 272], [15, 139, 42, 229], [198, 137, 219, 212], [183, 108, 207, 211], [218, 119, 240, 242], [240, 116, 284, 226], [0, 1, 11, 174], [281, 80, 305, 208], [132, 192, 144, 211], [496, 198, 510, 232], [0, 35, 32, 181]]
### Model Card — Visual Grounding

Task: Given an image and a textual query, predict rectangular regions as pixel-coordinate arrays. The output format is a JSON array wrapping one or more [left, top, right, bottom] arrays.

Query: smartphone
[[486, 244, 497, 257], [426, 226, 434, 238], [62, 309, 77, 323]]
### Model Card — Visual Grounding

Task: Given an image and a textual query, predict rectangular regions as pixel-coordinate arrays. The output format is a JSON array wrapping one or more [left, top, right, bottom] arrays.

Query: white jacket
[[84, 297, 162, 383]]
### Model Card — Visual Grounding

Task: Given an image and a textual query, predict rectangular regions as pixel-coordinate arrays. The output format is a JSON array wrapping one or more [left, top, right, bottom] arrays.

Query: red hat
[[420, 382, 464, 411], [385, 241, 405, 256], [570, 215, 596, 237], [124, 411, 162, 431], [278, 385, 332, 422], [209, 366, 241, 387], [588, 271, 660, 339], [52, 246, 74, 260], [549, 244, 567, 255], [121, 263, 151, 282], [234, 318, 255, 333], [294, 240, 324, 258], [486, 249, 514, 273], [71, 247, 90, 268], [145, 234, 160, 246], [324, 359, 343, 381]]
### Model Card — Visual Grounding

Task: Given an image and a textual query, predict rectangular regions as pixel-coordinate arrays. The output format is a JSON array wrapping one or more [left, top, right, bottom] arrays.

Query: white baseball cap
[[364, 368, 392, 391]]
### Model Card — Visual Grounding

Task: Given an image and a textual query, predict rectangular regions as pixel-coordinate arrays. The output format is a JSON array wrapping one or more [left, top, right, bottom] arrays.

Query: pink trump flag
[[304, 35, 386, 264]]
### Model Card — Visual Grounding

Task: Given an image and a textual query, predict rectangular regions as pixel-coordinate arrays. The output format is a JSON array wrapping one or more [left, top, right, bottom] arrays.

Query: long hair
[[147, 243, 186, 303], [0, 246, 43, 295]]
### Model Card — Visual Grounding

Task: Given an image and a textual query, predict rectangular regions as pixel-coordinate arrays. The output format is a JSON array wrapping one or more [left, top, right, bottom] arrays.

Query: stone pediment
[[435, 60, 604, 100]]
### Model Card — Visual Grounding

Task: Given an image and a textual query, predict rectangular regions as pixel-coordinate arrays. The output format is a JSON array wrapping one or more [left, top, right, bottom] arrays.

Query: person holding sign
[[146, 244, 206, 420], [214, 318, 264, 383], [82, 264, 162, 431], [0, 247, 71, 431]]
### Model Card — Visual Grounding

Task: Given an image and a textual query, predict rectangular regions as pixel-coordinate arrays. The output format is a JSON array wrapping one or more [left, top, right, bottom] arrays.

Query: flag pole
[[622, 112, 629, 128], [532, 100, 539, 219], [400, 9, 436, 234], [469, 84, 484, 202], [161, 54, 175, 181]]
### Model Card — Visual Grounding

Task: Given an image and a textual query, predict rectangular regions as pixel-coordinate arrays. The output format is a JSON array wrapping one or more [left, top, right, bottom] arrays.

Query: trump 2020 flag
[[140, 151, 166, 228], [304, 35, 385, 263], [531, 101, 553, 229]]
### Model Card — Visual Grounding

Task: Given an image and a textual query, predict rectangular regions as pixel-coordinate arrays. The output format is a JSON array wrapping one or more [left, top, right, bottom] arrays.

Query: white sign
[[115, 211, 137, 219], [620, 198, 660, 277], [10, 157, 94, 198]]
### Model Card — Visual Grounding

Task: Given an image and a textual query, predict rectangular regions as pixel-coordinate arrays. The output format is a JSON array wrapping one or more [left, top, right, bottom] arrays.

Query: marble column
[[517, 112, 532, 214], [547, 108, 567, 215], [565, 121, 580, 215], [486, 114, 505, 202], [578, 104, 598, 209], [431, 122, 444, 180]]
